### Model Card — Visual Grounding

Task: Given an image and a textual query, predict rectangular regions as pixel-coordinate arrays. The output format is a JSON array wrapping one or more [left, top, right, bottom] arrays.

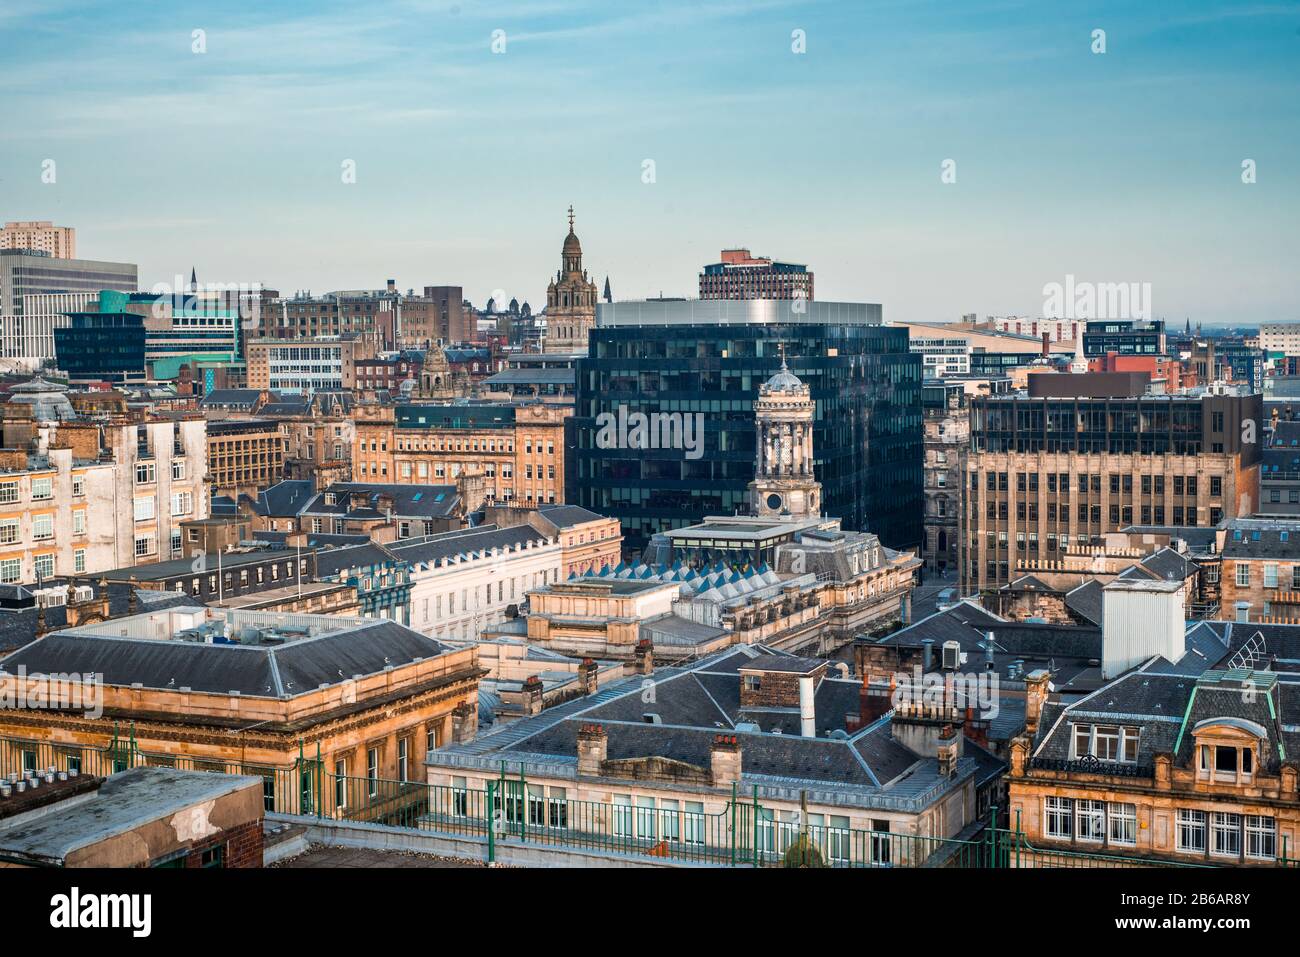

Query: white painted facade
[[401, 536, 564, 641]]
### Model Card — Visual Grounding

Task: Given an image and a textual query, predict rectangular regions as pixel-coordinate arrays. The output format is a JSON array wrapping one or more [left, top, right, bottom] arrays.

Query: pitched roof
[[301, 483, 460, 520], [389, 525, 548, 568], [1, 618, 452, 698], [432, 643, 1006, 808], [253, 480, 316, 517], [1065, 580, 1103, 626]]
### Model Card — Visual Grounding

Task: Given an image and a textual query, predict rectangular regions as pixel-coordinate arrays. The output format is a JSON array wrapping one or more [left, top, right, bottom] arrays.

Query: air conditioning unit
[[33, 588, 68, 609], [942, 640, 962, 670]]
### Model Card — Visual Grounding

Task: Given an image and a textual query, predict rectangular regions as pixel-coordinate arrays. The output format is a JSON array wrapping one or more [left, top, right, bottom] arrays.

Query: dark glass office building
[[1081, 319, 1165, 357], [567, 300, 923, 553], [53, 311, 147, 383]]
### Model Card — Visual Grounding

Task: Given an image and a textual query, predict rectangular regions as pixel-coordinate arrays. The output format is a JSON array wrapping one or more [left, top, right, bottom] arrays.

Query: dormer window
[[1070, 723, 1139, 763], [743, 675, 761, 693], [1191, 717, 1265, 785], [1199, 743, 1253, 781]]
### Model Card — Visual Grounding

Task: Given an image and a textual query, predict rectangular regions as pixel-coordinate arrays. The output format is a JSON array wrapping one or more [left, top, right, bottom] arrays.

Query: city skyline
[[2, 1, 1298, 322]]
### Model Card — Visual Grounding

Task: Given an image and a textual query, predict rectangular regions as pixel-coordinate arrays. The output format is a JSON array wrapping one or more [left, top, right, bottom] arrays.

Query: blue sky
[[1, 0, 1297, 323]]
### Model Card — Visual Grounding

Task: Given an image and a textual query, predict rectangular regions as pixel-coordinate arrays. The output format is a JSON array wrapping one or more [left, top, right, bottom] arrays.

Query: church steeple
[[562, 206, 583, 276], [545, 204, 598, 354]]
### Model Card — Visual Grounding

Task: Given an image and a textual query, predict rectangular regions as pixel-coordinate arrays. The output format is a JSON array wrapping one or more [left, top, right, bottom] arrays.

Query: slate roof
[[1065, 580, 1103, 626], [1007, 574, 1056, 592], [301, 483, 460, 520], [531, 504, 606, 529], [1221, 518, 1300, 560], [738, 654, 826, 675], [198, 389, 266, 409], [432, 644, 1006, 808], [389, 524, 547, 568], [248, 531, 370, 549], [100, 548, 285, 582], [252, 480, 316, 517], [1031, 661, 1297, 775], [0, 619, 452, 698], [259, 400, 313, 417], [1032, 671, 1196, 767], [312, 541, 403, 578], [1139, 547, 1198, 582], [866, 602, 1105, 696]]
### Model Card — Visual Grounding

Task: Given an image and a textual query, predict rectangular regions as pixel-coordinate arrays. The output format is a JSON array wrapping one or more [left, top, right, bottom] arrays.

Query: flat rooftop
[[0, 768, 259, 866], [596, 300, 882, 328], [668, 516, 829, 543]]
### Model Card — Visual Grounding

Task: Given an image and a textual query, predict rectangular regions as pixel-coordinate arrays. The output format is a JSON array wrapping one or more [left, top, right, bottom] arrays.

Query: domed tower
[[748, 357, 821, 520], [544, 206, 598, 354]]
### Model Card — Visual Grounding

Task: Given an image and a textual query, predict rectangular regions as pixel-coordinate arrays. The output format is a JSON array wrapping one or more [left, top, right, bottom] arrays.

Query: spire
[[189, 267, 198, 293], [603, 276, 612, 303], [567, 205, 575, 233]]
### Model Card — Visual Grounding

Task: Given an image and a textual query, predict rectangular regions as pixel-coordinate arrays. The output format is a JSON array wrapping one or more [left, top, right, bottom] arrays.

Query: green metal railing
[[2, 733, 1294, 868]]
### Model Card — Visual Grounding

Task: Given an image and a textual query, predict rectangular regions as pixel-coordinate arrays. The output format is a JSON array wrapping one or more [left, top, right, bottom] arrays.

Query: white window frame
[[1044, 796, 1073, 840], [1108, 802, 1137, 846], [1245, 815, 1275, 861], [1176, 808, 1207, 853]]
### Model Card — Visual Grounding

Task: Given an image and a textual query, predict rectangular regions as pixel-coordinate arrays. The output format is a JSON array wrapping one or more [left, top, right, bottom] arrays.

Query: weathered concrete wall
[[265, 813, 698, 868]]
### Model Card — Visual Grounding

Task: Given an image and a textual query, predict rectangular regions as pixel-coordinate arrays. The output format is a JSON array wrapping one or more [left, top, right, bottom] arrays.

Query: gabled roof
[[252, 480, 315, 517], [300, 482, 460, 520], [198, 389, 266, 408], [1065, 579, 1103, 626]]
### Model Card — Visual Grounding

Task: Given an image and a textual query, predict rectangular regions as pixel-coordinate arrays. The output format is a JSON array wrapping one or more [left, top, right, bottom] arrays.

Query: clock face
[[766, 493, 783, 511]]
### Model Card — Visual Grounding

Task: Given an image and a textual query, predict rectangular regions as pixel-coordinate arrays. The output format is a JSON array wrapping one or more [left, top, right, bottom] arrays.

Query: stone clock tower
[[748, 357, 822, 520], [544, 206, 599, 354]]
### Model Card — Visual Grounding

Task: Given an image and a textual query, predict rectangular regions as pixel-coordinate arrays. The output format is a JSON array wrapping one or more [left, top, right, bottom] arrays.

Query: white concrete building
[[390, 524, 564, 641]]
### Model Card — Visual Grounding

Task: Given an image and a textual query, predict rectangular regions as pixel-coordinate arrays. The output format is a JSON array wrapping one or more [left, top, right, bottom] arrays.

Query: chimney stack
[[963, 706, 990, 747], [634, 638, 654, 676], [937, 724, 961, 777], [710, 734, 742, 787], [799, 675, 816, 738], [451, 702, 477, 744], [522, 674, 544, 715], [578, 658, 599, 695], [1024, 669, 1051, 736], [576, 724, 607, 777], [847, 675, 894, 732]]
